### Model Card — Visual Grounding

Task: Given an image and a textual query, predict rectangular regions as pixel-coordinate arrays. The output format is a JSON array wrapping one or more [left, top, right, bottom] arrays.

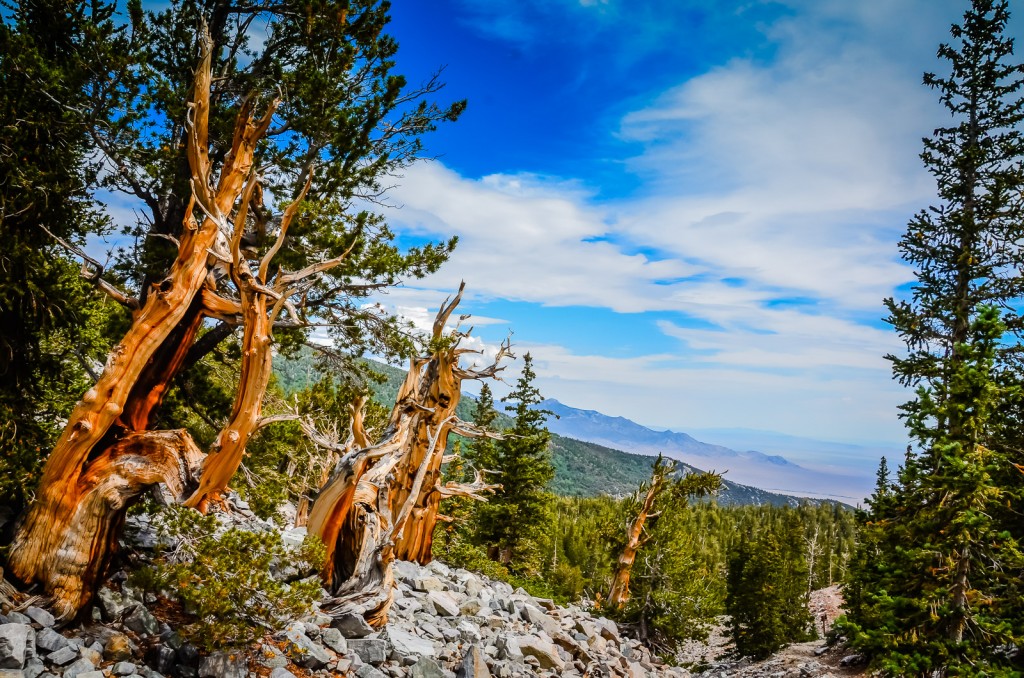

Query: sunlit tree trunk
[[309, 286, 505, 626], [6, 33, 274, 619], [607, 463, 666, 609]]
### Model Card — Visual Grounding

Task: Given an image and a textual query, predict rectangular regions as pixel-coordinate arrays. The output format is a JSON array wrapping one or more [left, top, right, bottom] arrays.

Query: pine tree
[[464, 383, 500, 476], [842, 1, 1024, 672], [726, 519, 813, 660], [474, 354, 554, 572], [0, 0, 134, 507]]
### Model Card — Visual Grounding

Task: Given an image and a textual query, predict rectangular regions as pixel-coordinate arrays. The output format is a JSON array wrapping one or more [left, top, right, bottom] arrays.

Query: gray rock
[[3, 613, 29, 625], [332, 613, 375, 639], [409, 656, 445, 678], [22, 657, 45, 678], [413, 577, 445, 593], [494, 634, 523, 662], [387, 626, 436, 659], [258, 644, 289, 669], [521, 605, 560, 637], [198, 651, 248, 678], [137, 666, 166, 678], [24, 607, 55, 628], [112, 662, 137, 676], [62, 657, 96, 678], [123, 605, 160, 636], [176, 644, 200, 667], [280, 526, 307, 549], [518, 635, 564, 670], [284, 625, 331, 670], [146, 645, 176, 674], [427, 591, 460, 617], [96, 587, 134, 621], [0, 623, 33, 669], [34, 627, 67, 653], [393, 560, 421, 585], [321, 627, 348, 654], [597, 617, 619, 642], [840, 654, 865, 667], [425, 560, 451, 577], [456, 645, 491, 678], [270, 668, 298, 678], [47, 645, 78, 665], [355, 664, 388, 678], [464, 578, 486, 598], [456, 620, 482, 644], [348, 638, 388, 665], [74, 672, 105, 678]]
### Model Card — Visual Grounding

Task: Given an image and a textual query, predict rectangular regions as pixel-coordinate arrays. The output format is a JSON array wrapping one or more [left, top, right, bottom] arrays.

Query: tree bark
[[184, 277, 273, 510], [309, 286, 507, 626], [120, 295, 207, 431], [7, 31, 274, 617], [13, 430, 203, 620], [608, 464, 667, 609]]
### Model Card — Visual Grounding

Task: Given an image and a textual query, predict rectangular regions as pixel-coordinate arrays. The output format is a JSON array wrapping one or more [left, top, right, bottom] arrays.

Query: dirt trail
[[678, 586, 869, 677]]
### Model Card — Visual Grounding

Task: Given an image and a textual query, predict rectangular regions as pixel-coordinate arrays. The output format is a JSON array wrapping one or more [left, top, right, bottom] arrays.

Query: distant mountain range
[[537, 398, 881, 505], [274, 350, 869, 507]]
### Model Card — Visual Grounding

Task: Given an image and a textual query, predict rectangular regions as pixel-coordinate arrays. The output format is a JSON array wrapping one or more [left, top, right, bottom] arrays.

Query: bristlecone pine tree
[[307, 286, 506, 626], [606, 454, 720, 609], [841, 0, 1024, 673], [4, 0, 463, 622]]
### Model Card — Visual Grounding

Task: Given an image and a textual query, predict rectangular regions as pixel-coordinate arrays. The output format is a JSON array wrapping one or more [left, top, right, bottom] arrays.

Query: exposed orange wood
[[309, 287, 509, 627], [8, 29, 279, 614], [607, 460, 670, 609], [120, 295, 206, 431], [27, 429, 203, 620]]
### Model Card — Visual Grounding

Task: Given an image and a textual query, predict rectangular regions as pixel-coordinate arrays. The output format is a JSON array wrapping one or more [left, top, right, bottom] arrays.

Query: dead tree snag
[[607, 456, 721, 610]]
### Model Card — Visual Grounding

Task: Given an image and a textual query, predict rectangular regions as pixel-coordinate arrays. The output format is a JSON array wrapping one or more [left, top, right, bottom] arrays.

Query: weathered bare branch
[[259, 169, 313, 281], [438, 468, 501, 502], [36, 224, 139, 310]]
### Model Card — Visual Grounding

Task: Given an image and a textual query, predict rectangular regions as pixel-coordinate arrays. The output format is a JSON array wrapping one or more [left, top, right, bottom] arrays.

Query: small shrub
[[131, 505, 325, 651]]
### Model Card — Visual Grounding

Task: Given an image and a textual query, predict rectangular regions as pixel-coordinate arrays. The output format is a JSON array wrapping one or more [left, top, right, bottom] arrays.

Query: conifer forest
[[0, 0, 1022, 676]]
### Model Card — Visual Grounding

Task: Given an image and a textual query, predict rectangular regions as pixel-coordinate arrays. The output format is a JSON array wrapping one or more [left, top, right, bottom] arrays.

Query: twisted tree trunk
[[7, 33, 274, 619], [309, 285, 507, 626], [607, 477, 663, 609]]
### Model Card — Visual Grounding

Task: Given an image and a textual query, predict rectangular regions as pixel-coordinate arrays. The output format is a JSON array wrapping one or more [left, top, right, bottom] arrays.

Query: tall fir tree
[[842, 1, 1024, 673], [464, 383, 500, 476], [474, 354, 554, 572]]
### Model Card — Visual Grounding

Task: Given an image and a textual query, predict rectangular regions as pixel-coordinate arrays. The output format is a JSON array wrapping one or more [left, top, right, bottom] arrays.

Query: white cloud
[[372, 0, 971, 448]]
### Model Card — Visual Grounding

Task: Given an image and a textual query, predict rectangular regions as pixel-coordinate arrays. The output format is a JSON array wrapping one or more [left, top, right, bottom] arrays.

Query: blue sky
[[365, 0, 1008, 447], [90, 0, 1013, 451]]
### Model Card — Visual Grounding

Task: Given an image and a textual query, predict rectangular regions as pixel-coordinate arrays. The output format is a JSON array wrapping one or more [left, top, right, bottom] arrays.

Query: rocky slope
[[0, 494, 692, 678], [0, 558, 687, 678]]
